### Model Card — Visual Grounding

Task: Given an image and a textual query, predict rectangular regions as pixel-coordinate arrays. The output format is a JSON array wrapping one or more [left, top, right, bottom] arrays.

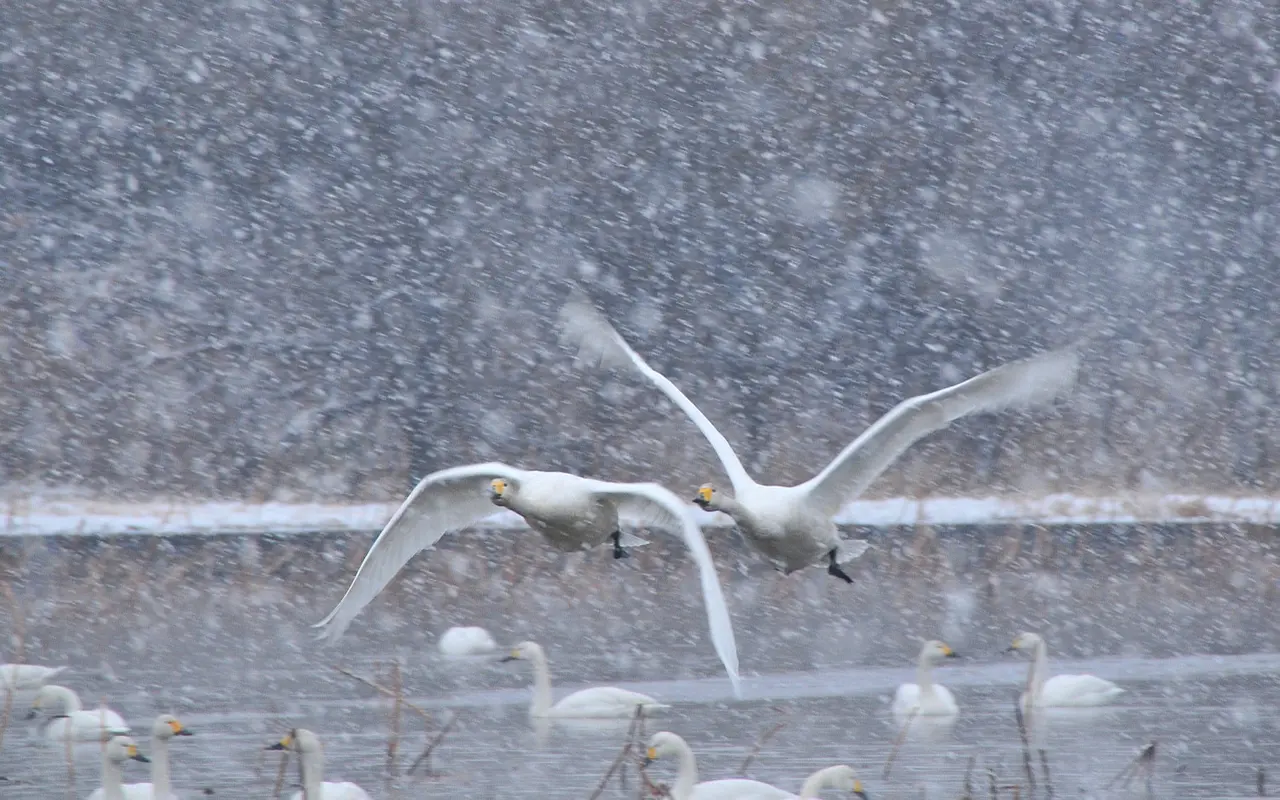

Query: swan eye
[[646, 746, 658, 760], [697, 486, 713, 502]]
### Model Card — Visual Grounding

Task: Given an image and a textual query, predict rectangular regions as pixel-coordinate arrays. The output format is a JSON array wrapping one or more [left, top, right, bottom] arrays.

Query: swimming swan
[[501, 640, 670, 718], [88, 714, 194, 800], [26, 684, 129, 741], [892, 640, 960, 717], [313, 464, 741, 694], [1008, 632, 1123, 708], [95, 735, 150, 800], [561, 300, 1079, 581], [644, 731, 868, 799], [0, 663, 68, 691], [438, 626, 498, 656], [266, 728, 371, 800]]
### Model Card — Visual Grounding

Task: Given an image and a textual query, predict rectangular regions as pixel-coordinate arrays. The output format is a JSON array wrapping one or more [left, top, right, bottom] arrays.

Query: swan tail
[[835, 538, 872, 564], [311, 614, 353, 646]]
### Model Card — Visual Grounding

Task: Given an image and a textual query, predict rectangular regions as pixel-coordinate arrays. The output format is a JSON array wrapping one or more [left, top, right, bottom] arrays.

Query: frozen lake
[[1, 522, 1278, 798]]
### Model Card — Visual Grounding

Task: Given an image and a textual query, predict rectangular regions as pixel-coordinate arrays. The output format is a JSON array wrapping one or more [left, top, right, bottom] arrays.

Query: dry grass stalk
[[1105, 741, 1156, 794], [271, 742, 291, 798], [1012, 696, 1036, 797], [406, 711, 460, 776], [386, 661, 403, 776], [987, 767, 998, 800], [882, 707, 919, 779], [587, 706, 644, 800], [738, 710, 789, 774], [0, 580, 25, 752], [331, 665, 431, 724], [1038, 749, 1053, 799], [961, 754, 975, 800]]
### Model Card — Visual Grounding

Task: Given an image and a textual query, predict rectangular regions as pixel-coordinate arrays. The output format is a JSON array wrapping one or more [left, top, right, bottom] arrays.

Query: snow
[[4, 493, 1277, 538]]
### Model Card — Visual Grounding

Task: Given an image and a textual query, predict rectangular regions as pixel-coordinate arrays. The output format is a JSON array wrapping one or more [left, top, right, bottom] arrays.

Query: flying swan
[[561, 299, 1079, 582], [312, 463, 741, 694], [501, 640, 670, 718], [1008, 631, 1123, 708]]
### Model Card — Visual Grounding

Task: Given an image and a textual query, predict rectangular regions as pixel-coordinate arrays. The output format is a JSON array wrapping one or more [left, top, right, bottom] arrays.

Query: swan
[[88, 714, 194, 800], [438, 626, 498, 656], [266, 728, 372, 800], [501, 640, 670, 718], [561, 300, 1079, 582], [25, 684, 129, 741], [312, 463, 740, 695], [95, 735, 150, 800], [0, 663, 68, 691], [643, 731, 868, 800], [892, 640, 960, 717], [1008, 632, 1123, 708]]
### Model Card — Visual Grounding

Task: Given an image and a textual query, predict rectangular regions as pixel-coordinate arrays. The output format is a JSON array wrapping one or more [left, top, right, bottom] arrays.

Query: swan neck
[[915, 649, 936, 695], [150, 736, 171, 798], [1026, 640, 1049, 700], [528, 649, 554, 718], [102, 755, 126, 800], [300, 746, 325, 798], [672, 740, 699, 800], [715, 494, 747, 520], [799, 767, 842, 799], [53, 686, 82, 713]]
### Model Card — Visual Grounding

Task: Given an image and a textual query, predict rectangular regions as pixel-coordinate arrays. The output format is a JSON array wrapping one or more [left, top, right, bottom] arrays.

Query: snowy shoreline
[[2, 492, 1278, 537]]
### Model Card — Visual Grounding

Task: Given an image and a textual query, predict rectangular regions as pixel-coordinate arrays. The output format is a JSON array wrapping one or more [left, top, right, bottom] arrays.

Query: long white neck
[[713, 494, 750, 524], [300, 747, 325, 798], [799, 766, 851, 799], [101, 756, 126, 800], [670, 738, 699, 800], [527, 648, 554, 718], [49, 686, 82, 714], [1025, 640, 1049, 702], [915, 650, 935, 697], [150, 736, 171, 798]]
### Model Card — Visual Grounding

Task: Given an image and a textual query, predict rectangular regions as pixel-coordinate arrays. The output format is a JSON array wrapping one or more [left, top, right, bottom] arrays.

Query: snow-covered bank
[[2, 493, 1278, 537]]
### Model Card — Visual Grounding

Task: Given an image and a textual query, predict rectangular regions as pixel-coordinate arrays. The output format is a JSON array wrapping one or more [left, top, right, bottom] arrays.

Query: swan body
[[438, 626, 498, 656], [562, 300, 1079, 581], [95, 736, 151, 800], [892, 640, 960, 717], [89, 714, 194, 800], [313, 463, 740, 695], [267, 728, 371, 800], [502, 641, 670, 719], [0, 663, 68, 690], [27, 684, 128, 742], [1009, 632, 1123, 708], [644, 731, 866, 800]]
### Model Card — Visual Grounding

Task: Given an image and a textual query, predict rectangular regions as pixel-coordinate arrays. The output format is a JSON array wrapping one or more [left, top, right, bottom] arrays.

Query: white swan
[[892, 640, 960, 717], [88, 714, 194, 800], [0, 663, 68, 691], [501, 641, 670, 718], [561, 300, 1079, 581], [26, 684, 129, 742], [266, 728, 372, 800], [438, 626, 498, 656], [1008, 632, 1123, 708], [644, 731, 867, 800], [313, 463, 740, 695], [95, 735, 150, 800]]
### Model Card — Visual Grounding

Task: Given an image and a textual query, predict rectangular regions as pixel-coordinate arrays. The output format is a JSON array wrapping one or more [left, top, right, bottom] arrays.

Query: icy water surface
[[1, 523, 1278, 798]]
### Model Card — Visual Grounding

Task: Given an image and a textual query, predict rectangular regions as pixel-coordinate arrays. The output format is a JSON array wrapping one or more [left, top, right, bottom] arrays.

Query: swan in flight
[[95, 736, 150, 800], [501, 640, 670, 718], [561, 299, 1079, 582], [312, 463, 740, 694], [1008, 632, 1123, 708], [88, 714, 194, 800], [267, 729, 371, 800], [26, 684, 129, 742], [644, 731, 868, 799], [892, 640, 960, 717], [0, 663, 68, 691]]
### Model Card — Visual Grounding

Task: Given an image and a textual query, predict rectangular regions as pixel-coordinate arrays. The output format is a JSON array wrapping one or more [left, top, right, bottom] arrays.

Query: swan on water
[[1008, 632, 1123, 708], [312, 463, 740, 695], [88, 714, 194, 800], [94, 735, 150, 800], [892, 640, 960, 717], [501, 640, 670, 719], [561, 299, 1079, 582], [643, 731, 868, 800], [0, 663, 68, 691], [26, 684, 129, 742], [266, 728, 372, 800], [438, 626, 498, 656]]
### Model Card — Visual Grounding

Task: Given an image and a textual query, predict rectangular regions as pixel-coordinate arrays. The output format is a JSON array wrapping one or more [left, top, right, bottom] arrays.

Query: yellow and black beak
[[853, 779, 868, 800], [127, 744, 151, 763], [267, 734, 292, 751], [642, 746, 658, 767], [175, 727, 194, 736]]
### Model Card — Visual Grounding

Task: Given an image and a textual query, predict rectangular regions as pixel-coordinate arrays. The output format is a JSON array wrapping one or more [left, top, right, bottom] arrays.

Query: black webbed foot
[[827, 549, 854, 584], [611, 530, 630, 560]]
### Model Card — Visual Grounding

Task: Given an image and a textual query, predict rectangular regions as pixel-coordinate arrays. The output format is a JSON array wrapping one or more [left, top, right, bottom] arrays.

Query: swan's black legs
[[611, 530, 630, 559], [827, 549, 854, 584]]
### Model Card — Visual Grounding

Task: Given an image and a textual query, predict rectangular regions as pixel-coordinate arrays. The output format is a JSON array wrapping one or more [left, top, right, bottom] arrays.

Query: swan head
[[642, 731, 688, 766], [921, 640, 959, 663], [266, 728, 321, 755], [153, 714, 193, 740], [489, 478, 514, 507], [26, 684, 69, 718], [1007, 632, 1043, 654], [809, 766, 868, 799], [499, 641, 545, 663], [107, 735, 151, 765], [692, 483, 723, 512]]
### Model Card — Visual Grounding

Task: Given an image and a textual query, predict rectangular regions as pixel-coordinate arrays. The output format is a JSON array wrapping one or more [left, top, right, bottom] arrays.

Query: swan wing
[[312, 462, 524, 643], [801, 346, 1080, 517], [559, 298, 755, 494], [692, 779, 795, 800], [554, 687, 667, 716], [581, 479, 742, 697]]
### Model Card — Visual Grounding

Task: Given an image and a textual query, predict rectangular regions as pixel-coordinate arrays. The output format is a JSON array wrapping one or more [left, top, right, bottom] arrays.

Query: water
[[1, 523, 1278, 798]]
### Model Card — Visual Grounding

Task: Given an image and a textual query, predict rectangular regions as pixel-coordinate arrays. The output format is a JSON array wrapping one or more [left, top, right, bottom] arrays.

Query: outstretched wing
[[800, 347, 1080, 518], [559, 297, 756, 495], [312, 462, 524, 643], [583, 478, 743, 698]]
